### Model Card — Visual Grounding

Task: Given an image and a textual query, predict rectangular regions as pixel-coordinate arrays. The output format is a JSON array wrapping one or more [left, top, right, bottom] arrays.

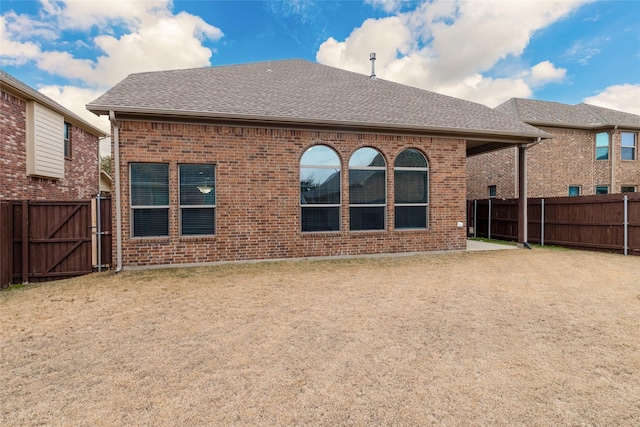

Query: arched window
[[349, 147, 386, 230], [394, 149, 428, 229], [300, 145, 341, 232]]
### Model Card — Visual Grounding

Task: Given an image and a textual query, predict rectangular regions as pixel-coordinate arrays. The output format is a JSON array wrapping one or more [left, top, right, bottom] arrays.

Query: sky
[[1, 0, 639, 157]]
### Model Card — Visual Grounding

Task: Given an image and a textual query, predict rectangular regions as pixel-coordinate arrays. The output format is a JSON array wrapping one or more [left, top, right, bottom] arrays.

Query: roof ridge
[[579, 103, 609, 125]]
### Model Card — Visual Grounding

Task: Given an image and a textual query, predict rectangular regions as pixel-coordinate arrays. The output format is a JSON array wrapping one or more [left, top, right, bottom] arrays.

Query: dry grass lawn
[[1, 248, 639, 426]]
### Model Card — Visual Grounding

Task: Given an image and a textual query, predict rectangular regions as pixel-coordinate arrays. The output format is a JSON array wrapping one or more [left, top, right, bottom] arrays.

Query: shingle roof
[[87, 59, 548, 140], [1, 70, 108, 137], [495, 98, 640, 129]]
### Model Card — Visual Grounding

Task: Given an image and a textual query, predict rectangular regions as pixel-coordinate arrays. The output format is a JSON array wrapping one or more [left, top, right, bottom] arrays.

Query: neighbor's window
[[568, 186, 581, 197], [179, 164, 216, 236], [595, 185, 609, 195], [488, 185, 497, 198], [300, 145, 341, 232], [622, 132, 636, 160], [621, 186, 636, 193], [394, 149, 428, 229], [64, 122, 71, 158], [349, 147, 386, 231], [595, 132, 609, 160], [130, 163, 169, 237]]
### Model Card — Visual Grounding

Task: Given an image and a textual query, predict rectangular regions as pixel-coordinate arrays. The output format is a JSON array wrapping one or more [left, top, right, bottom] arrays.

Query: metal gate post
[[541, 198, 545, 247], [473, 200, 477, 238], [488, 198, 492, 240], [97, 194, 102, 271], [624, 195, 628, 256]]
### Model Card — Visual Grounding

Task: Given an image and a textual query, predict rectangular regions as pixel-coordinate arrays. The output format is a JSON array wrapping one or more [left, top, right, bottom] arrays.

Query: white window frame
[[300, 145, 341, 233], [394, 149, 429, 230], [349, 147, 387, 231], [621, 132, 637, 161], [178, 164, 216, 237]]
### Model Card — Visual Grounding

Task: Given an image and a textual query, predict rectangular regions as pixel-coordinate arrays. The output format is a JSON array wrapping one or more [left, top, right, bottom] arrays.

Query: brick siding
[[466, 126, 640, 199], [1, 89, 99, 200], [114, 120, 467, 267]]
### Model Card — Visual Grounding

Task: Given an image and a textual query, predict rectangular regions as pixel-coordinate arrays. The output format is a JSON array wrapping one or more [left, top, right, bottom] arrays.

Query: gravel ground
[[1, 248, 639, 426]]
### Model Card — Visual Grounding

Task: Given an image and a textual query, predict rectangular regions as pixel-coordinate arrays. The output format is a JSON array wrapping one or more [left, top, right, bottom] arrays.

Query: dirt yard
[[1, 248, 639, 426]]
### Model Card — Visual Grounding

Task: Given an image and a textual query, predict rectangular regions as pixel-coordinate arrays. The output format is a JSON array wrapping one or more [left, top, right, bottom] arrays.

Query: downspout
[[611, 125, 618, 193], [109, 111, 123, 273]]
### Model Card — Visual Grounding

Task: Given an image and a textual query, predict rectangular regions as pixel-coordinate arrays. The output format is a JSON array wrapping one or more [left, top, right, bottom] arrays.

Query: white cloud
[[365, 0, 404, 13], [317, 0, 588, 106], [584, 84, 640, 115], [1, 0, 223, 87], [528, 61, 566, 86]]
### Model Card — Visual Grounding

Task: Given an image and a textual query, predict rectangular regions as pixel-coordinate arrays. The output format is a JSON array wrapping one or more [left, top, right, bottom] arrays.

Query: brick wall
[[0, 90, 99, 200], [114, 120, 467, 267], [466, 126, 640, 199]]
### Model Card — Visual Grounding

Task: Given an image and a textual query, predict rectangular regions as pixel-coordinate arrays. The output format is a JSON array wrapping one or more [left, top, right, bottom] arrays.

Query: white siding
[[26, 101, 64, 179]]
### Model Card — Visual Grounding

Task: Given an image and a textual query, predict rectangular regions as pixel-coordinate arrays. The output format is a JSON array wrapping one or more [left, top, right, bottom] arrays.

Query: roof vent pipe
[[370, 52, 376, 80]]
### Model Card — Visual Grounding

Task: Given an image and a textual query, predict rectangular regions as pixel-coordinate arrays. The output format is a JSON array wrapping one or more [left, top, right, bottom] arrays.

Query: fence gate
[[0, 198, 111, 288]]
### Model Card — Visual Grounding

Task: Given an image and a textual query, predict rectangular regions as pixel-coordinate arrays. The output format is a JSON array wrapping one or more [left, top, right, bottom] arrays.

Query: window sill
[[179, 235, 217, 242]]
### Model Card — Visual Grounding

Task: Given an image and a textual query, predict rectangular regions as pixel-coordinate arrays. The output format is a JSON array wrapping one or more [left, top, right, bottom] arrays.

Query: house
[[87, 59, 549, 270], [467, 98, 640, 199], [100, 170, 112, 194], [0, 70, 108, 200]]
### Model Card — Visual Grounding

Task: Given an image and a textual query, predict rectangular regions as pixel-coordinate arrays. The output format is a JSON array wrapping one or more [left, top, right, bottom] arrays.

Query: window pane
[[395, 206, 427, 229], [349, 147, 385, 167], [489, 185, 497, 198], [301, 169, 340, 204], [596, 147, 609, 160], [568, 186, 580, 197], [301, 145, 340, 166], [133, 208, 169, 237], [350, 206, 385, 230], [622, 147, 635, 160], [349, 170, 386, 204], [621, 132, 635, 147], [395, 170, 428, 203], [131, 164, 169, 206], [621, 186, 636, 193], [394, 149, 427, 168], [301, 207, 340, 232], [181, 208, 215, 235], [180, 164, 215, 205]]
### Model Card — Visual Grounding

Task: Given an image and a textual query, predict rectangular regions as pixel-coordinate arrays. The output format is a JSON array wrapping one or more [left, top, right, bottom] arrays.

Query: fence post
[[624, 195, 628, 256], [488, 198, 492, 240], [21, 201, 29, 284], [541, 198, 545, 247]]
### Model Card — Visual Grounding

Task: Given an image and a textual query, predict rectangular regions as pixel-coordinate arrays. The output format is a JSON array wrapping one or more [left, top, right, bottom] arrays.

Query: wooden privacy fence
[[468, 193, 640, 255], [0, 196, 112, 288]]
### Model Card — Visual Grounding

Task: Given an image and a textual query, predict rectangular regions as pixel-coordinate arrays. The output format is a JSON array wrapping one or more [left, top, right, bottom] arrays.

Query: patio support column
[[518, 143, 528, 247]]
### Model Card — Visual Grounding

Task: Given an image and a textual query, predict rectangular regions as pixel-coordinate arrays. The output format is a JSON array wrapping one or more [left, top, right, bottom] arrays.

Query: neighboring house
[[467, 98, 640, 199], [99, 170, 112, 194], [0, 70, 107, 200], [87, 59, 548, 269]]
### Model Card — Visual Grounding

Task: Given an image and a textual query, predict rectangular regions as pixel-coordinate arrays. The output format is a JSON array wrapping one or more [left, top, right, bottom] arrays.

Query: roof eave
[[87, 105, 551, 142], [2, 74, 108, 138]]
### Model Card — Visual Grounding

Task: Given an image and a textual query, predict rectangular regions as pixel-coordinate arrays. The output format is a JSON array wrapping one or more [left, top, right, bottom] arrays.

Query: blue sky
[[1, 0, 639, 155]]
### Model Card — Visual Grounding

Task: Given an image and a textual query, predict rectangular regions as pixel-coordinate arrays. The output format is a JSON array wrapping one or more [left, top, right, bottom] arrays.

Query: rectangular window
[[621, 186, 636, 193], [395, 169, 428, 229], [300, 167, 340, 232], [595, 132, 609, 160], [64, 122, 71, 158], [595, 185, 609, 195], [488, 185, 497, 198], [130, 163, 169, 237], [622, 132, 636, 160], [349, 169, 386, 230], [568, 186, 580, 197], [179, 164, 215, 236]]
